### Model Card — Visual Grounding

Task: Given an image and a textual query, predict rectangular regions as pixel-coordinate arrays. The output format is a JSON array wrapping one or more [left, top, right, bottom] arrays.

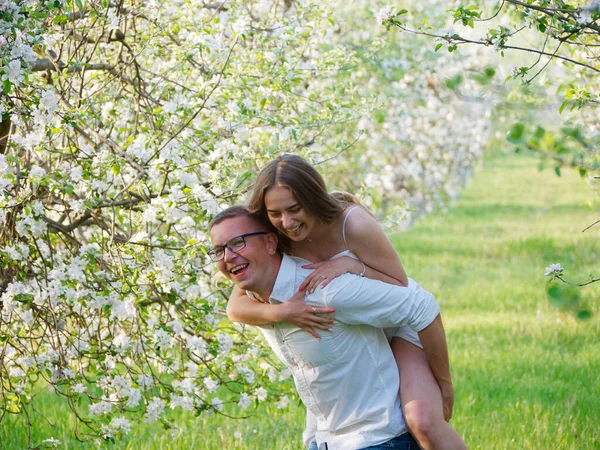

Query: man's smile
[[229, 263, 249, 276]]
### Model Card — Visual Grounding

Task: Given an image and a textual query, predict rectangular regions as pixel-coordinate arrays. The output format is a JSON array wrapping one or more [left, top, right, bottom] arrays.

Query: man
[[209, 206, 454, 450]]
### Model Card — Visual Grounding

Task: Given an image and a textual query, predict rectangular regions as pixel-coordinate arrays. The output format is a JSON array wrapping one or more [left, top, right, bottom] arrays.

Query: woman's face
[[264, 186, 316, 241]]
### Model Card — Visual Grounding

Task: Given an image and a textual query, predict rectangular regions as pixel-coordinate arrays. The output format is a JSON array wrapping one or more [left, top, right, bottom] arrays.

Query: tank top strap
[[342, 205, 360, 248]]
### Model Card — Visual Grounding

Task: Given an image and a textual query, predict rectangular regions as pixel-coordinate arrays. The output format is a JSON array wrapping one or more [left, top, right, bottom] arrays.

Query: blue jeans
[[309, 433, 419, 450]]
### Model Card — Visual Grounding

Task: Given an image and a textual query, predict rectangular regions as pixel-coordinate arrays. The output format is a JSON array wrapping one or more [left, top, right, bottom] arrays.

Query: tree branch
[[31, 60, 115, 73], [391, 23, 600, 73]]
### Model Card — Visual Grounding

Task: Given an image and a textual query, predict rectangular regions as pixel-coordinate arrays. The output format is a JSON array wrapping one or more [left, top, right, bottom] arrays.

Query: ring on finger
[[319, 275, 326, 279], [311, 307, 318, 314]]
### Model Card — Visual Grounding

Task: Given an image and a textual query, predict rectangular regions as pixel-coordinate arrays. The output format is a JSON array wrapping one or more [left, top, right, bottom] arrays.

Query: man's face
[[210, 215, 278, 294]]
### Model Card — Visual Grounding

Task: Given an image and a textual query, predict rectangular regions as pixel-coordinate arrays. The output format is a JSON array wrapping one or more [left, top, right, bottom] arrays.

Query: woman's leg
[[391, 337, 467, 450]]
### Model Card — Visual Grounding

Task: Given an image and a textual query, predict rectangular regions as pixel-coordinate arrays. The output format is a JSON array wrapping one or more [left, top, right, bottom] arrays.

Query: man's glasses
[[208, 232, 268, 262]]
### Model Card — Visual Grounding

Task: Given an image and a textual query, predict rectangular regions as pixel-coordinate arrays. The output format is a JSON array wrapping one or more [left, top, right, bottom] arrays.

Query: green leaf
[[75, 0, 84, 10], [534, 126, 545, 138], [470, 74, 489, 85], [373, 109, 386, 124], [2, 80, 11, 94], [506, 123, 524, 144], [562, 127, 586, 145], [559, 100, 569, 114], [435, 43, 443, 52], [554, 166, 561, 177], [577, 309, 592, 320], [445, 74, 463, 89], [52, 14, 69, 24]]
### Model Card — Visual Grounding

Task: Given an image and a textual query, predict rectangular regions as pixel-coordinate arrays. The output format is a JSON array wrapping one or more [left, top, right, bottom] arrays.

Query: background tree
[[0, 0, 492, 443], [382, 0, 599, 285]]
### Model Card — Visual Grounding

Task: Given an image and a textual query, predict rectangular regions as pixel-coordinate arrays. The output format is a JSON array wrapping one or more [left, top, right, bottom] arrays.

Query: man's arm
[[418, 314, 454, 421]]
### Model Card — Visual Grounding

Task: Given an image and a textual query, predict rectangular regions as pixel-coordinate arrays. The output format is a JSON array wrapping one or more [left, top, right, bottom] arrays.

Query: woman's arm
[[226, 285, 283, 325], [226, 285, 335, 339], [344, 206, 408, 286], [300, 206, 408, 293]]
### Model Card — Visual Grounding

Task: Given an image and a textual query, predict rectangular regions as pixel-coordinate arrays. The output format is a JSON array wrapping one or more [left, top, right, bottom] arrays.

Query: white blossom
[[69, 199, 86, 214], [111, 417, 131, 434], [276, 395, 289, 409], [2, 59, 24, 86], [211, 397, 224, 411], [72, 383, 87, 394], [137, 374, 154, 390], [29, 165, 46, 178], [145, 397, 165, 423], [255, 387, 267, 402], [89, 398, 113, 416], [544, 263, 564, 278], [374, 6, 396, 25], [170, 394, 194, 411], [204, 377, 219, 393], [21, 310, 34, 326], [186, 336, 208, 357], [39, 90, 58, 114], [238, 393, 252, 410], [217, 333, 233, 355]]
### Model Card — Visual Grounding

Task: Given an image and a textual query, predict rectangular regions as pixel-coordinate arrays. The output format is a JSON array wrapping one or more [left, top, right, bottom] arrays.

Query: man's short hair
[[208, 205, 269, 231]]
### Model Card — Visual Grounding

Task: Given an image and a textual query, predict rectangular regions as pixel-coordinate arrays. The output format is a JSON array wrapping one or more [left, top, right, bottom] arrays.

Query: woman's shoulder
[[343, 203, 377, 224], [342, 204, 381, 241]]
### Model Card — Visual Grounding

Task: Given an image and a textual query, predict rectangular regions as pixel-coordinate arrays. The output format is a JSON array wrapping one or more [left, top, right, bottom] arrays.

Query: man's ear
[[265, 232, 278, 255]]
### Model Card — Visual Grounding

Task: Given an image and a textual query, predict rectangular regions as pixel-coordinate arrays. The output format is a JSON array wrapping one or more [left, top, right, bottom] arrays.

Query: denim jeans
[[309, 433, 419, 450]]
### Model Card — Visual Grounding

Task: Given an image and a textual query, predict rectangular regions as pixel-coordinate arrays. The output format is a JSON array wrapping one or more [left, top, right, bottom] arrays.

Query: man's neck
[[248, 254, 282, 303], [250, 290, 271, 304]]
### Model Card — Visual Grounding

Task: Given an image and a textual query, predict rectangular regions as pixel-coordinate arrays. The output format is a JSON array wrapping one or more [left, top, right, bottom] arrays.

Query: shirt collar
[[269, 253, 298, 303]]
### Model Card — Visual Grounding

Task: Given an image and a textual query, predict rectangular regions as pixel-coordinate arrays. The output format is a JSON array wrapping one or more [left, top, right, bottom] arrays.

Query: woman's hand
[[439, 381, 455, 422], [300, 257, 364, 294], [278, 290, 336, 339]]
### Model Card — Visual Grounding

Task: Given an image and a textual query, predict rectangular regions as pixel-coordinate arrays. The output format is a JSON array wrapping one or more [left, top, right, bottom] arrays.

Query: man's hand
[[277, 290, 336, 339]]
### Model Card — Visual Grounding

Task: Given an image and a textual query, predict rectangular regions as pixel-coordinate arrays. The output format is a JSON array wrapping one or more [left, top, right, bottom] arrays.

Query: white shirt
[[253, 254, 440, 450]]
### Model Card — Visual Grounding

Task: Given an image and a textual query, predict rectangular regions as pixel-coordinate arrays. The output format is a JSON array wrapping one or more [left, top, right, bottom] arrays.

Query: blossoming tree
[[0, 0, 492, 443], [381, 0, 599, 189]]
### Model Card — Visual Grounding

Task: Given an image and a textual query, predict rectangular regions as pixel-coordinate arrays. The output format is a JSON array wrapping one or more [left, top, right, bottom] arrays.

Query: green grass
[[2, 152, 599, 449], [393, 152, 600, 450]]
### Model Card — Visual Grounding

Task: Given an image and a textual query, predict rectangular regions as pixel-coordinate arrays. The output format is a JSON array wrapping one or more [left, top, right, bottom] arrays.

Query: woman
[[227, 154, 466, 450]]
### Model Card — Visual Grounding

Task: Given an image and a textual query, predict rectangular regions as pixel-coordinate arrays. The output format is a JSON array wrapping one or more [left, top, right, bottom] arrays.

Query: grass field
[[2, 152, 600, 449]]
